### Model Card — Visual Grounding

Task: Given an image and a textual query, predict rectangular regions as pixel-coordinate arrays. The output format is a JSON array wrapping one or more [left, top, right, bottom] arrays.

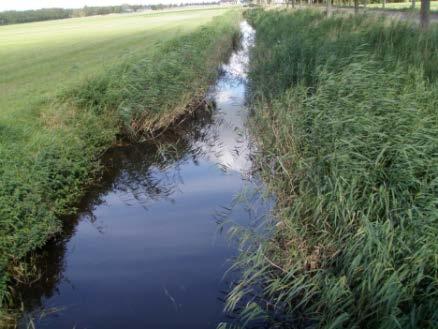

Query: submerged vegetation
[[224, 9, 438, 328], [0, 8, 240, 320]]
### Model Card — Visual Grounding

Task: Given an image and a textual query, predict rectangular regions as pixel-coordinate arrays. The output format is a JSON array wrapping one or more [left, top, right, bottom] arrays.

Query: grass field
[[0, 7, 232, 120], [223, 9, 438, 329], [0, 7, 240, 320], [368, 0, 438, 11]]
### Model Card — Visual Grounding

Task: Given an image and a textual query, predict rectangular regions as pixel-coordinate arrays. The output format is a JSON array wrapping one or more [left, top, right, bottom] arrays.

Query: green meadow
[[0, 7, 240, 318], [0, 7, 231, 119]]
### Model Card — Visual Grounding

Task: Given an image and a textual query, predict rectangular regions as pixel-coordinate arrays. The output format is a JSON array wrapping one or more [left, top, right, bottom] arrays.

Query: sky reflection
[[15, 21, 265, 329]]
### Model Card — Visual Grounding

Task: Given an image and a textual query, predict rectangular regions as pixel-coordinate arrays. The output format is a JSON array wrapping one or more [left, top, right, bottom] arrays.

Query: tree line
[[277, 0, 433, 29], [0, 2, 221, 25]]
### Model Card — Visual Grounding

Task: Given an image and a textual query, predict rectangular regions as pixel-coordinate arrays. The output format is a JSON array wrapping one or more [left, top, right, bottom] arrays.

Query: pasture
[[0, 7, 231, 120]]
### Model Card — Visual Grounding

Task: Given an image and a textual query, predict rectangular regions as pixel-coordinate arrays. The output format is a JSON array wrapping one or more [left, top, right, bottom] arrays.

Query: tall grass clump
[[0, 10, 240, 320], [63, 13, 241, 137], [223, 9, 438, 329]]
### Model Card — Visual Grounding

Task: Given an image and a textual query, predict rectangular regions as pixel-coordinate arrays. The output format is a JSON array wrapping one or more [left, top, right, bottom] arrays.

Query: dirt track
[[272, 4, 438, 23], [334, 7, 438, 23]]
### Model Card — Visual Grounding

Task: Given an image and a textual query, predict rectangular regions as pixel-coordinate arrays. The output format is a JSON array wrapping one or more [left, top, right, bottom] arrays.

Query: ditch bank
[[222, 8, 438, 329], [0, 11, 242, 324], [3, 20, 273, 329]]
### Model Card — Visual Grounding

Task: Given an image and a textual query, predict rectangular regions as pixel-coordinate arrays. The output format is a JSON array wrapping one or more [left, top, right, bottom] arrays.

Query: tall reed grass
[[223, 9, 438, 329], [0, 11, 240, 320]]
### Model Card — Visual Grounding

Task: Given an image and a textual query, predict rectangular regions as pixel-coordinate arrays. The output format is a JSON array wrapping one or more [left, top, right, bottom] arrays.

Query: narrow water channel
[[17, 21, 264, 329]]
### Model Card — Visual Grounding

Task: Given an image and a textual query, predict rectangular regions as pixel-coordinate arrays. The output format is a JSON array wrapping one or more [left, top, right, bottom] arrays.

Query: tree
[[420, 0, 430, 28], [326, 0, 332, 16], [354, 0, 359, 14], [412, 0, 416, 10]]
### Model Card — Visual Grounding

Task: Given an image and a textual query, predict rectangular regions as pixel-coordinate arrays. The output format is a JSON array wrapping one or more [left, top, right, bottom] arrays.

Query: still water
[[17, 21, 265, 329]]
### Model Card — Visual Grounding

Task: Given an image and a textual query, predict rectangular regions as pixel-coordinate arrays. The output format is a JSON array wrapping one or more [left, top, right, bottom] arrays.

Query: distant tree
[[420, 0, 430, 28], [0, 3, 221, 25], [354, 0, 359, 13], [326, 0, 332, 15], [0, 8, 73, 25]]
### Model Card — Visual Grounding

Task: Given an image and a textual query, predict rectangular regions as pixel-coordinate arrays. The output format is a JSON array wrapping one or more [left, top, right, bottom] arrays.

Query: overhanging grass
[[223, 9, 438, 329], [0, 10, 241, 319]]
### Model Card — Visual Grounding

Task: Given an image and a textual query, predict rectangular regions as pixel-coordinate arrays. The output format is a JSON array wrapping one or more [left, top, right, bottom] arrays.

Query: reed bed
[[223, 9, 438, 329]]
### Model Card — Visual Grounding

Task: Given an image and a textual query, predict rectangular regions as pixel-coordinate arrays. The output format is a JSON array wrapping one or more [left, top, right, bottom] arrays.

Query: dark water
[[17, 21, 265, 329]]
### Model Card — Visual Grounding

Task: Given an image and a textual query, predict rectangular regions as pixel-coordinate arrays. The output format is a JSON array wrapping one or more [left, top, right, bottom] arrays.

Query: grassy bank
[[0, 8, 240, 318], [0, 7, 232, 118], [224, 9, 438, 328]]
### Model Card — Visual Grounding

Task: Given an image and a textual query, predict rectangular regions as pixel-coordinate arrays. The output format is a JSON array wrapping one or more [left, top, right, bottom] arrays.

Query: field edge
[[0, 10, 241, 324]]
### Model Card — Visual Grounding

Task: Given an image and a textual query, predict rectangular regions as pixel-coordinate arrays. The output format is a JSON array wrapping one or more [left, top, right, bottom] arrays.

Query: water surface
[[17, 21, 264, 329]]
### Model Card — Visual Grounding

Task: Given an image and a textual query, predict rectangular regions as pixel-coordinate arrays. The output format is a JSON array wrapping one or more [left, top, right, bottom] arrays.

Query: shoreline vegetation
[[0, 9, 240, 322], [224, 9, 438, 328]]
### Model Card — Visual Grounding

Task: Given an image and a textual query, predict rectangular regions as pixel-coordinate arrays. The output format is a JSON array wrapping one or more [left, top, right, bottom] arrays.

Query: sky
[[0, 0, 214, 11]]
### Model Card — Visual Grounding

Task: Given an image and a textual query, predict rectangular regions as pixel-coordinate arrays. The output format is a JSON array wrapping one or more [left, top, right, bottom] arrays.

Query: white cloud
[[0, 0, 215, 11]]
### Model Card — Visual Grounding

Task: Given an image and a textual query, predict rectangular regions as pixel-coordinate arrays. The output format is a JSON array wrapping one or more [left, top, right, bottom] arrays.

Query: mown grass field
[[224, 9, 438, 329], [0, 7, 231, 120], [0, 7, 240, 320]]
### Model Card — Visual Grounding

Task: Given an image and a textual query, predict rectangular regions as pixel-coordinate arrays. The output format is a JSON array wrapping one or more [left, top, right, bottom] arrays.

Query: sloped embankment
[[225, 9, 438, 329], [0, 11, 240, 316]]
